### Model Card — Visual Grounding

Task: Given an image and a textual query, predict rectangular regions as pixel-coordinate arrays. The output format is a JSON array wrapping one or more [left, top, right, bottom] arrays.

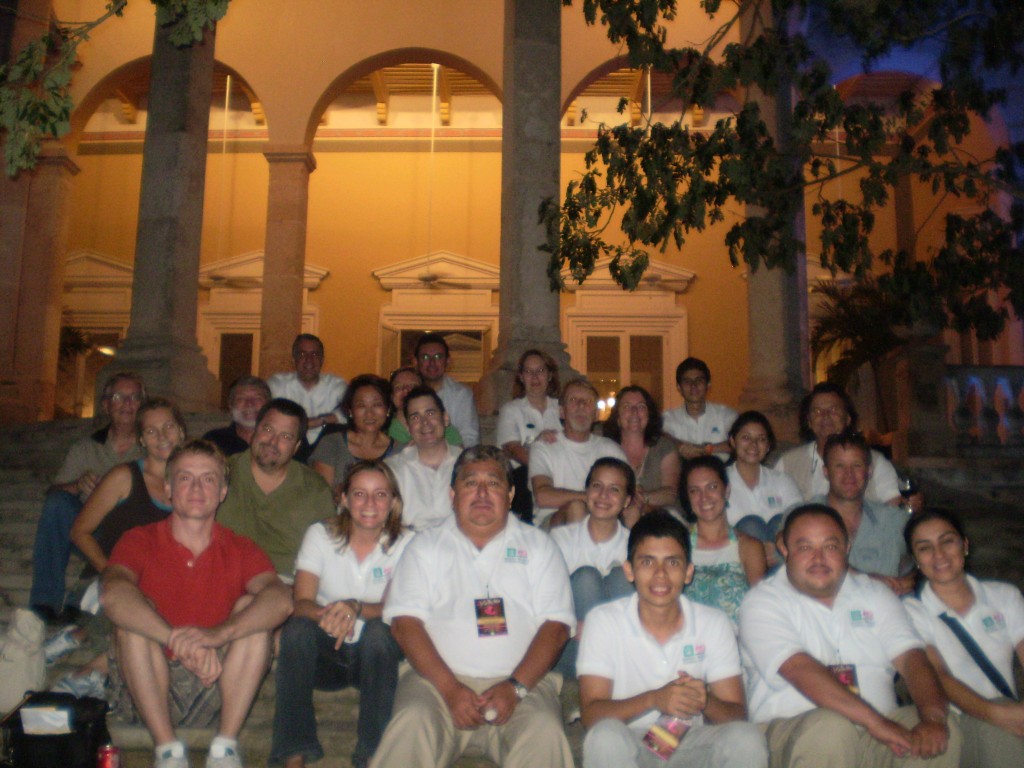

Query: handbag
[[0, 691, 110, 768]]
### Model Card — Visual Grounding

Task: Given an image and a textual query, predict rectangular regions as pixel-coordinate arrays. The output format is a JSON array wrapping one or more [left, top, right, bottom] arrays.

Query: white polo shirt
[[437, 376, 480, 448], [495, 396, 562, 468], [550, 517, 629, 577], [775, 442, 901, 504], [904, 575, 1024, 701], [294, 521, 414, 605], [739, 570, 923, 722], [661, 402, 737, 448], [383, 515, 575, 678], [267, 371, 347, 444], [385, 443, 462, 531], [725, 464, 802, 527], [577, 593, 741, 733], [528, 433, 628, 525]]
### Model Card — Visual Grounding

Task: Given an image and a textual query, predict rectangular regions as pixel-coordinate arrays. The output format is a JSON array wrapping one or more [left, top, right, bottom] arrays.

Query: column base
[[738, 380, 805, 445], [101, 337, 219, 412]]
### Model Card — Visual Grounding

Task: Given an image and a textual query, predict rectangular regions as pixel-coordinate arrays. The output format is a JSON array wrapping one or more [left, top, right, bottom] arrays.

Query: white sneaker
[[43, 624, 82, 664], [205, 746, 242, 768], [154, 754, 190, 768]]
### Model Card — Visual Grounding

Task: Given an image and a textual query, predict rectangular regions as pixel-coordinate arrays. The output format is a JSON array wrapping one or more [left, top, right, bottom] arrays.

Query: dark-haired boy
[[577, 510, 768, 768]]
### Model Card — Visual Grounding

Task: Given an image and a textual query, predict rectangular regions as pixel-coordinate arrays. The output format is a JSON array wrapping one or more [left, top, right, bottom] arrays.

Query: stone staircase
[[0, 413, 581, 767], [3, 415, 1022, 766]]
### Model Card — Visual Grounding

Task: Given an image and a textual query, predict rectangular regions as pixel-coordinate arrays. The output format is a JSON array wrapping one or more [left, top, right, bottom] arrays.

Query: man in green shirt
[[216, 398, 334, 576]]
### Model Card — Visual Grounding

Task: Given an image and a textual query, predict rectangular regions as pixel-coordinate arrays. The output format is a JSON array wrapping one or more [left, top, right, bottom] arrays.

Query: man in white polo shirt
[[370, 445, 575, 768], [529, 378, 627, 527], [577, 510, 768, 768], [385, 385, 462, 531], [739, 504, 961, 768], [661, 358, 736, 460]]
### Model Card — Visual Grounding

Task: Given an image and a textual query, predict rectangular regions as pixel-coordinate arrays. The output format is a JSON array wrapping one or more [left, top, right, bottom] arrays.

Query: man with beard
[[203, 376, 272, 457], [529, 378, 627, 528], [216, 398, 335, 576]]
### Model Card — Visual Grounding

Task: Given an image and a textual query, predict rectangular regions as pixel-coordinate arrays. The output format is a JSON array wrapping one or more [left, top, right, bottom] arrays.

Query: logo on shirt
[[767, 495, 783, 508], [710, 427, 721, 435], [849, 609, 875, 628], [982, 613, 1006, 632], [371, 566, 392, 583], [682, 644, 706, 662], [505, 547, 529, 565]]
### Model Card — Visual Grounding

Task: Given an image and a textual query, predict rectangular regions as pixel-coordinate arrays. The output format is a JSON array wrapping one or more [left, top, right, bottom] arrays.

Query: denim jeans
[[29, 490, 83, 612], [733, 513, 783, 543], [269, 615, 403, 767], [556, 565, 634, 677]]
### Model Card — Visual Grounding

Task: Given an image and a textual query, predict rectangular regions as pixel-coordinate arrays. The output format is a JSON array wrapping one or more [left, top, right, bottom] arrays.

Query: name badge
[[828, 663, 860, 695], [475, 597, 508, 637]]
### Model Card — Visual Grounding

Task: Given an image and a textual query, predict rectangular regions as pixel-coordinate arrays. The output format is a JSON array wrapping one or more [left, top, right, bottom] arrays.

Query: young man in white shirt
[[661, 358, 736, 460], [529, 378, 627, 527], [739, 504, 961, 768], [385, 385, 463, 531], [414, 332, 480, 447], [577, 509, 768, 768], [371, 445, 575, 768]]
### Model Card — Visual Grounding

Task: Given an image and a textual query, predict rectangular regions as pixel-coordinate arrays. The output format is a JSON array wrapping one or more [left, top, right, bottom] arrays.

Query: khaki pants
[[369, 664, 574, 768], [764, 707, 962, 768], [957, 707, 1024, 768]]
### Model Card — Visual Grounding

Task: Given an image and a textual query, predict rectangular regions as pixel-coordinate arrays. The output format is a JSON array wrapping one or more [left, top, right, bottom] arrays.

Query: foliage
[[549, 0, 1024, 340], [0, 0, 229, 177]]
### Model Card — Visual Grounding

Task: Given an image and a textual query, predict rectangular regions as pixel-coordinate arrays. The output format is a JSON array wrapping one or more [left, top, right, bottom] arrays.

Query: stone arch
[[67, 56, 266, 150], [304, 47, 503, 146]]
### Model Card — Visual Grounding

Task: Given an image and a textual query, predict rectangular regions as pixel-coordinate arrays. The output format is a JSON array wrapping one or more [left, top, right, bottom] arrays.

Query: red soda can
[[97, 744, 121, 768]]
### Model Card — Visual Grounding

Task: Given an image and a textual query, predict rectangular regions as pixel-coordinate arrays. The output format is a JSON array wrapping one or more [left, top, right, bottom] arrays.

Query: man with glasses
[[268, 334, 347, 455], [216, 398, 335, 576], [775, 382, 901, 505], [413, 332, 480, 448], [30, 371, 146, 622], [529, 378, 627, 528], [661, 357, 737, 460], [386, 386, 464, 530]]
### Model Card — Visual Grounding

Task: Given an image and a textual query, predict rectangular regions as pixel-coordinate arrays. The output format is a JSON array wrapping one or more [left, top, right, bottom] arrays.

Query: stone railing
[[946, 365, 1024, 449]]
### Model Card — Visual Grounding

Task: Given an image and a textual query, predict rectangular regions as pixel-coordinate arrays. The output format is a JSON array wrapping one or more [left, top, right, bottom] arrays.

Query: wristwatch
[[507, 676, 529, 700]]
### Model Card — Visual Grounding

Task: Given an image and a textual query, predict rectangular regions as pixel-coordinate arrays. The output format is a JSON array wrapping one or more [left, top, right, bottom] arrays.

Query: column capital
[[262, 143, 316, 172]]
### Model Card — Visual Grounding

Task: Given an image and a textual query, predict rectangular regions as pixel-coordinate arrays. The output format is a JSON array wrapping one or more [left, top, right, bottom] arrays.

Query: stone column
[[0, 144, 79, 423], [257, 145, 315, 378], [736, 4, 809, 444], [479, 0, 573, 414], [103, 18, 218, 411]]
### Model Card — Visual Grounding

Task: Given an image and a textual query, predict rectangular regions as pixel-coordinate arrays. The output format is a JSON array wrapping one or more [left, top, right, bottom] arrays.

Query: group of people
[[23, 341, 1022, 768]]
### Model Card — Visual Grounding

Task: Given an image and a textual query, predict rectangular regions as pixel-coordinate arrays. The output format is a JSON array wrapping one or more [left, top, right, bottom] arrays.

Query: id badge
[[475, 597, 509, 636], [828, 663, 860, 695]]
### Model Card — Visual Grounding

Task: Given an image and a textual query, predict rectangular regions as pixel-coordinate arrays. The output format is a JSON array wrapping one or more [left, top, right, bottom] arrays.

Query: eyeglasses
[[419, 353, 446, 362], [810, 405, 846, 418], [108, 392, 142, 404], [680, 376, 707, 387]]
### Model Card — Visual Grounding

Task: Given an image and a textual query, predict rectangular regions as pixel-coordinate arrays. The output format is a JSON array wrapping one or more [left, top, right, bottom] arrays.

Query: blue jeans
[[557, 566, 634, 677], [269, 616, 403, 767], [29, 490, 83, 612], [733, 513, 783, 543]]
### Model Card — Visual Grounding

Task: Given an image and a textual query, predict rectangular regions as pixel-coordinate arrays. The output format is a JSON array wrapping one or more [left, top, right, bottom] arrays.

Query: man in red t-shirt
[[101, 439, 293, 768]]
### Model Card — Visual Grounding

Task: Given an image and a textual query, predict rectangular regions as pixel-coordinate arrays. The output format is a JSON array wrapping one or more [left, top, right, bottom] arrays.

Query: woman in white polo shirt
[[903, 508, 1024, 768], [724, 411, 801, 564], [270, 460, 413, 768]]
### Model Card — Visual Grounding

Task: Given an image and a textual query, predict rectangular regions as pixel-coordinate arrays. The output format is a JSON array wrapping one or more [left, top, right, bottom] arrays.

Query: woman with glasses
[[496, 349, 562, 523]]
